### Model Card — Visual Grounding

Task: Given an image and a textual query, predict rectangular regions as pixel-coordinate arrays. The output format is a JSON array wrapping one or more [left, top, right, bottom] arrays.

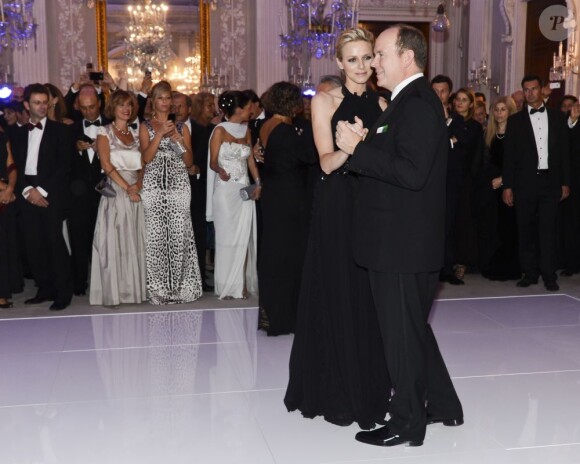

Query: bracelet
[[255, 178, 261, 187], [106, 167, 116, 176]]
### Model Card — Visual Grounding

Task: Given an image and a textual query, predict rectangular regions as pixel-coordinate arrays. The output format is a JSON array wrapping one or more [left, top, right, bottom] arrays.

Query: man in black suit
[[336, 24, 463, 447], [68, 84, 108, 295], [12, 84, 75, 310], [502, 75, 570, 291], [175, 91, 214, 291]]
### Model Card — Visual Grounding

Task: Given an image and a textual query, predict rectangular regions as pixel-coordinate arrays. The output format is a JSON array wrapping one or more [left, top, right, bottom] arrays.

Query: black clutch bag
[[95, 177, 116, 198]]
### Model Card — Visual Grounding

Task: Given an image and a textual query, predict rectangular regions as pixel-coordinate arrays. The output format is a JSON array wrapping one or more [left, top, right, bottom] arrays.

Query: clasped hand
[[335, 116, 367, 155]]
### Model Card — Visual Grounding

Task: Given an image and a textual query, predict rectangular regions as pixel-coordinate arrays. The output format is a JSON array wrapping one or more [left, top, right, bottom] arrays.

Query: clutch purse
[[239, 184, 257, 201], [95, 177, 116, 198]]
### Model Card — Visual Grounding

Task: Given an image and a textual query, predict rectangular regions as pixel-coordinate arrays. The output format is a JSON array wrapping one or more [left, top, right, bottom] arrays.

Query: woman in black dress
[[440, 88, 483, 283], [258, 82, 317, 336], [0, 131, 21, 308], [284, 28, 391, 430], [477, 96, 520, 280]]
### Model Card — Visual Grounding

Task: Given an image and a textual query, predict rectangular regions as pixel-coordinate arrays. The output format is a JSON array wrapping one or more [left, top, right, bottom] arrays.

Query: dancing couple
[[285, 24, 463, 447]]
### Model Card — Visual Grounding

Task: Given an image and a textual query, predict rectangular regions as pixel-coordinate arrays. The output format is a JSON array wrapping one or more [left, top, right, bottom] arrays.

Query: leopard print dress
[[141, 121, 202, 304]]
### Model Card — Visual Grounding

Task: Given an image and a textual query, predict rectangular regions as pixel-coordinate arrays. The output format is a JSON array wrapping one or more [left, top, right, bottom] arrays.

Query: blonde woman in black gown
[[284, 28, 391, 429]]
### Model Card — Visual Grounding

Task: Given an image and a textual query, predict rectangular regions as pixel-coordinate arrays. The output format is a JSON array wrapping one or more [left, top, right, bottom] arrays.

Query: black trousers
[[515, 178, 560, 283], [20, 201, 72, 305], [189, 176, 207, 283], [367, 269, 463, 440], [68, 192, 100, 292]]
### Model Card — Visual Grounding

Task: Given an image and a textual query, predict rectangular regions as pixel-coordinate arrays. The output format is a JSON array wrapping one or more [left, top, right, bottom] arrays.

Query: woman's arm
[[140, 120, 174, 164], [209, 127, 230, 181], [97, 134, 131, 192], [246, 131, 261, 200], [179, 124, 194, 168], [311, 92, 349, 174]]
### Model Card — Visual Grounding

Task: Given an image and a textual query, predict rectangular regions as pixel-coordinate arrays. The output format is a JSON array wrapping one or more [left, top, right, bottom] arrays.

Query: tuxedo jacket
[[503, 107, 570, 197], [12, 119, 75, 211], [347, 76, 447, 273], [70, 117, 110, 198]]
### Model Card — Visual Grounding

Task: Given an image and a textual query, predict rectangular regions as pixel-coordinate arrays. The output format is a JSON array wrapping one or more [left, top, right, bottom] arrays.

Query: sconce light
[[432, 3, 450, 32]]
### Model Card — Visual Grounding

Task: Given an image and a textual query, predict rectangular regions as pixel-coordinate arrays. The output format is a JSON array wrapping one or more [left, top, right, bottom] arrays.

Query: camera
[[168, 113, 176, 122], [89, 71, 104, 82]]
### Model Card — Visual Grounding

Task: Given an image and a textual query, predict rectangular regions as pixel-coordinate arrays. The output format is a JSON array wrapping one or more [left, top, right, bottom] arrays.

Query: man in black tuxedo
[[12, 84, 75, 310], [336, 24, 463, 447], [68, 84, 109, 295], [174, 91, 214, 291], [502, 75, 570, 291]]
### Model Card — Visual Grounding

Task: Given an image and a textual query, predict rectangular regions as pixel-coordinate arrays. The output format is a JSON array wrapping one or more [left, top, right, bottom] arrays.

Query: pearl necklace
[[112, 121, 131, 136]]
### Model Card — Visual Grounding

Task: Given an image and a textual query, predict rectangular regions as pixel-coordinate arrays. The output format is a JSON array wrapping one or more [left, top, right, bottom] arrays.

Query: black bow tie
[[84, 119, 102, 127], [128, 122, 138, 130], [530, 106, 545, 115], [27, 122, 42, 131]]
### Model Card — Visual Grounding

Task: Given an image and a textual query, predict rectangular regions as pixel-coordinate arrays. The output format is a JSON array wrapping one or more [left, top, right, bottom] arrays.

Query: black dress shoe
[[560, 269, 575, 277], [24, 296, 50, 305], [426, 415, 464, 426], [545, 282, 559, 292], [49, 302, 69, 311], [202, 283, 214, 292], [0, 302, 13, 309], [74, 289, 86, 296], [355, 426, 423, 447], [516, 276, 538, 288]]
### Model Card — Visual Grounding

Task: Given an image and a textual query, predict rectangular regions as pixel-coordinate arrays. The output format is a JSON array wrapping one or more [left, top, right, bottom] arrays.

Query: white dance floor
[[1, 280, 580, 463]]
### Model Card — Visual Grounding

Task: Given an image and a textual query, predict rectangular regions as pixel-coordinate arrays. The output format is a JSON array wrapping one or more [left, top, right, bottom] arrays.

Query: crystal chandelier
[[0, 0, 37, 51], [124, 0, 175, 80], [280, 0, 361, 63], [168, 54, 202, 95]]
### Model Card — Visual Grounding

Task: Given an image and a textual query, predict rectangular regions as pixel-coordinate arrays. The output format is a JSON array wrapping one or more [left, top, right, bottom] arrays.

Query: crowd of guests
[[429, 73, 579, 292], [0, 46, 578, 318], [0, 74, 219, 310]]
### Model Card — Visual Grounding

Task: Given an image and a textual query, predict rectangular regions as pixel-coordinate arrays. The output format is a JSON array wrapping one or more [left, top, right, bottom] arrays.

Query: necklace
[[496, 133, 505, 140], [112, 121, 131, 136]]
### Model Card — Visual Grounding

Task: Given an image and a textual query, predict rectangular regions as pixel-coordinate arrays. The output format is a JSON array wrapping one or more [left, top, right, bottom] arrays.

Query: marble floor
[[1, 275, 580, 463]]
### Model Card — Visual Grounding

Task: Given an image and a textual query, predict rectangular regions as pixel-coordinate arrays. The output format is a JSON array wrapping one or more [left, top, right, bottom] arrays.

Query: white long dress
[[206, 122, 258, 299]]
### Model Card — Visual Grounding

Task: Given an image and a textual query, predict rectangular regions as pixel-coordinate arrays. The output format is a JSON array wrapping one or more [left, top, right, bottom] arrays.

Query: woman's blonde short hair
[[336, 27, 374, 61]]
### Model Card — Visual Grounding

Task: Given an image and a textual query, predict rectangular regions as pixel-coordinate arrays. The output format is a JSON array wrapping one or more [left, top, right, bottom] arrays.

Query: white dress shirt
[[528, 105, 549, 170], [23, 117, 49, 198], [83, 117, 101, 163]]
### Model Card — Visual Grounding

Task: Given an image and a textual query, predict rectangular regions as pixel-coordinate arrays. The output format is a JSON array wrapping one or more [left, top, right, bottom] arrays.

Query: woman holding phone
[[139, 80, 202, 305]]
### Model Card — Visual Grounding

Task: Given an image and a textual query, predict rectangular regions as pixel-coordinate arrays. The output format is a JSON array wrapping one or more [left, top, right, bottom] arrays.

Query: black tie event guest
[[45, 83, 74, 126], [190, 92, 218, 288], [285, 27, 391, 431], [69, 85, 110, 296], [140, 81, 202, 304], [475, 96, 521, 281], [440, 88, 483, 284], [336, 24, 463, 447], [12, 84, 75, 310], [206, 91, 260, 300], [172, 91, 211, 292], [89, 90, 147, 306], [503, 75, 571, 292], [0, 132, 21, 308], [430, 74, 453, 118], [557, 98, 580, 276], [257, 81, 317, 336], [64, 71, 117, 122]]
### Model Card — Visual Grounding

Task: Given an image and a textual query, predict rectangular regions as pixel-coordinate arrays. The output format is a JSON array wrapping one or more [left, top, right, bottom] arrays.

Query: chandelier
[[0, 0, 37, 51], [168, 54, 202, 95], [124, 0, 175, 80], [280, 0, 361, 62]]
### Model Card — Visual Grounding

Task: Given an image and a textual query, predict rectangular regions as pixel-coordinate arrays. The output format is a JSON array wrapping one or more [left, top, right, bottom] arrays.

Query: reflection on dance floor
[[1, 296, 580, 463]]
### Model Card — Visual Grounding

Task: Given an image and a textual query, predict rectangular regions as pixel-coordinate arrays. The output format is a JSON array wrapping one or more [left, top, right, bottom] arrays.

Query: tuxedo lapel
[[366, 79, 419, 141], [521, 110, 539, 159]]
